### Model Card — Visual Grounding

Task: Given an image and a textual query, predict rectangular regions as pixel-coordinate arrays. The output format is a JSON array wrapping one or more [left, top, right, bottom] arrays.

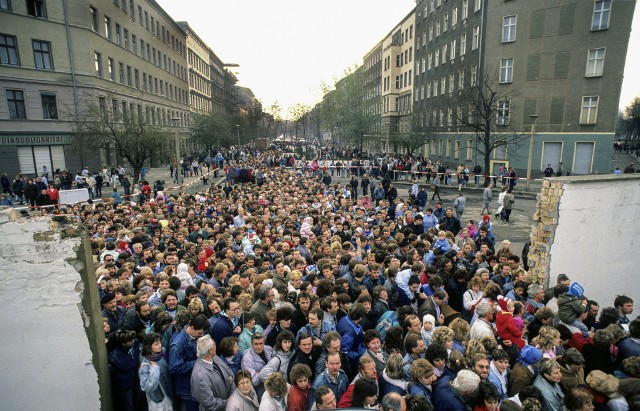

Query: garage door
[[573, 142, 594, 175], [542, 142, 562, 172]]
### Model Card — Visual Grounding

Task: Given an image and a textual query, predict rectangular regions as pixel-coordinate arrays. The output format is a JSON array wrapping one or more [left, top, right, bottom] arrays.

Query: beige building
[[380, 10, 416, 148], [0, 0, 190, 176], [178, 21, 212, 116]]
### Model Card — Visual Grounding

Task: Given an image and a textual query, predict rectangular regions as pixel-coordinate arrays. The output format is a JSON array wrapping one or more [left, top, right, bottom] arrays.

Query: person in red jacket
[[46, 184, 59, 205], [287, 363, 312, 411], [337, 355, 379, 408], [495, 296, 525, 349]]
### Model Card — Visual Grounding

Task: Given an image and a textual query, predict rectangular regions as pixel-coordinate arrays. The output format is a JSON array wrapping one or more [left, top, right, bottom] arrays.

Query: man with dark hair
[[583, 300, 600, 330], [315, 331, 354, 382], [292, 291, 312, 330], [618, 318, 640, 361], [615, 295, 634, 327], [250, 284, 274, 328], [101, 292, 126, 339], [169, 314, 210, 411], [309, 351, 349, 410], [439, 207, 462, 236], [122, 300, 154, 336], [296, 308, 335, 347], [210, 298, 241, 346], [266, 306, 298, 347], [287, 332, 321, 383], [241, 333, 272, 399], [337, 303, 366, 371], [314, 386, 337, 410]]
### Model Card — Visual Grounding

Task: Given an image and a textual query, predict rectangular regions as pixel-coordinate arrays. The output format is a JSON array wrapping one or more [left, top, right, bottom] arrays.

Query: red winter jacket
[[496, 311, 525, 349]]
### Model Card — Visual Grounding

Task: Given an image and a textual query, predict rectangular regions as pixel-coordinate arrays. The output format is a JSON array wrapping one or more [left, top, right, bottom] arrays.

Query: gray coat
[[483, 187, 492, 202], [191, 357, 234, 411], [225, 386, 259, 411]]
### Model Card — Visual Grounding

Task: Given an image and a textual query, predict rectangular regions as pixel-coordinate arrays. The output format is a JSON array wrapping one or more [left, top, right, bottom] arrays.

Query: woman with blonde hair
[[536, 326, 562, 359], [432, 326, 455, 354], [449, 318, 470, 353]]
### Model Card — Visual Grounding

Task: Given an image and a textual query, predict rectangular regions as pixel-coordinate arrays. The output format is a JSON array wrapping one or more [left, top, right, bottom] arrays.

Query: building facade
[[362, 41, 383, 151]]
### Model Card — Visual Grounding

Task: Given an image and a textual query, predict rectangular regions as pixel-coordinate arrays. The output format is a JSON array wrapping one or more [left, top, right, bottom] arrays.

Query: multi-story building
[[381, 11, 416, 149], [362, 41, 383, 151], [412, 0, 634, 175], [178, 21, 211, 116], [0, 0, 190, 177]]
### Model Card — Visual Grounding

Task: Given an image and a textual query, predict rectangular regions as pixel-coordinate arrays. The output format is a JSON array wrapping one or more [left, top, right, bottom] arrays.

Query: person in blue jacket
[[108, 329, 141, 411], [168, 315, 210, 411], [433, 369, 480, 411], [336, 303, 366, 372]]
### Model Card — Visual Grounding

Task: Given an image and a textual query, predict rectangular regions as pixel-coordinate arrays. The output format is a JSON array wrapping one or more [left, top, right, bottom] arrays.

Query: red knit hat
[[497, 296, 511, 312]]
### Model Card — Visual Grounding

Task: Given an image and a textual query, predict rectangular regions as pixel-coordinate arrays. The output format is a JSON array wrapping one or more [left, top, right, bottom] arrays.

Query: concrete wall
[[0, 210, 110, 411], [527, 175, 640, 310]]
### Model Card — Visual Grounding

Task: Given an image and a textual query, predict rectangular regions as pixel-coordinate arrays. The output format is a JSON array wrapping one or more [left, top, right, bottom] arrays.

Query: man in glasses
[[210, 297, 241, 346]]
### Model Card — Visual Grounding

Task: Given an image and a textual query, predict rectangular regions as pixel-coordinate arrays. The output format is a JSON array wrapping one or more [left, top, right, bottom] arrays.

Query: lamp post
[[235, 124, 240, 147], [526, 114, 539, 192], [171, 116, 181, 166]]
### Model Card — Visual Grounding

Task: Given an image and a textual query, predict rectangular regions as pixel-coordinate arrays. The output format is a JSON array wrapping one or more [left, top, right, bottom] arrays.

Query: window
[[131, 34, 137, 54], [433, 79, 438, 96], [140, 39, 145, 59], [106, 57, 114, 80], [104, 16, 112, 39], [94, 52, 102, 77], [123, 29, 129, 50], [27, 0, 46, 18], [450, 39, 456, 61], [586, 48, 605, 77], [472, 26, 480, 50], [32, 40, 52, 70], [458, 69, 464, 90], [6, 89, 26, 119], [460, 32, 467, 55], [474, 0, 481, 12], [427, 82, 431, 98], [436, 20, 441, 37], [441, 77, 446, 95], [126, 65, 131, 86], [503, 16, 517, 42], [115, 24, 121, 45], [500, 58, 513, 83], [434, 49, 439, 68], [99, 96, 106, 116], [448, 107, 453, 126], [144, 11, 148, 29], [592, 0, 611, 31], [471, 64, 478, 87], [142, 72, 147, 91], [497, 100, 510, 125], [129, 0, 134, 16], [449, 73, 455, 93], [0, 34, 19, 66], [462, 0, 468, 19], [121, 0, 126, 13], [580, 96, 599, 124], [118, 62, 124, 83], [452, 7, 458, 27], [41, 92, 58, 119], [0, 0, 10, 10], [444, 14, 448, 32], [90, 7, 98, 32], [442, 44, 447, 64], [427, 52, 432, 70], [134, 69, 139, 88], [138, 5, 142, 23], [429, 25, 433, 41]]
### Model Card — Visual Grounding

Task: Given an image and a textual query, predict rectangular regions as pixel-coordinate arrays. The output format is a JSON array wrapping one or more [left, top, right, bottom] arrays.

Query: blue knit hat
[[517, 345, 543, 366], [567, 281, 585, 298]]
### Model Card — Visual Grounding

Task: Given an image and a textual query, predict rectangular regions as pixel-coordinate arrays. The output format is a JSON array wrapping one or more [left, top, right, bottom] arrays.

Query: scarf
[[146, 351, 164, 362]]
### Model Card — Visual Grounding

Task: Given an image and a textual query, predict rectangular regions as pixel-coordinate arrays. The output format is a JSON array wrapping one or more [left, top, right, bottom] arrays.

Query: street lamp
[[235, 124, 240, 147], [526, 114, 539, 192], [171, 116, 181, 165]]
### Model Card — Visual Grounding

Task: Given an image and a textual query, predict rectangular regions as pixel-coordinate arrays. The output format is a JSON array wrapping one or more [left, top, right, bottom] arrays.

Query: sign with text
[[0, 135, 70, 146]]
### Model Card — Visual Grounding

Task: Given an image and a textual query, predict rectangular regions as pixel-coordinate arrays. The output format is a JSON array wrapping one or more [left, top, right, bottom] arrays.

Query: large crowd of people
[[22, 145, 640, 411]]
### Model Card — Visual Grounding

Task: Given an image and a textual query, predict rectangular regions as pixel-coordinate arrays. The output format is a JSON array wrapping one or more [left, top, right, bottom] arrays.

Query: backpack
[[375, 311, 399, 341]]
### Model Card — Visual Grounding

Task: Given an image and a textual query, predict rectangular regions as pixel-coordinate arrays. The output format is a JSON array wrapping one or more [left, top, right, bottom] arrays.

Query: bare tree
[[72, 94, 171, 183], [454, 70, 527, 185]]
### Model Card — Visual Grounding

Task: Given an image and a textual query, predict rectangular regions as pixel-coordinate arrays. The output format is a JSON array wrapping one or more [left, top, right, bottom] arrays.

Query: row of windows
[[98, 96, 188, 128], [413, 95, 600, 130], [90, 7, 188, 83], [90, 1, 185, 56], [5, 89, 58, 120], [0, 0, 46, 17], [188, 50, 211, 78], [497, 48, 607, 84], [93, 52, 188, 105], [0, 34, 53, 69]]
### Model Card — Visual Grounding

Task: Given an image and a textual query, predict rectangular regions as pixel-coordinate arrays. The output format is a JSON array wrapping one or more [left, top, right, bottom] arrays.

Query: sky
[[157, 0, 640, 114]]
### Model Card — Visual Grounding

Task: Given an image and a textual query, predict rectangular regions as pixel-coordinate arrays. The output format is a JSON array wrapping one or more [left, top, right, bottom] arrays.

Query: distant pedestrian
[[431, 178, 442, 201], [453, 192, 466, 220], [501, 189, 515, 222], [544, 164, 554, 177], [481, 183, 493, 215]]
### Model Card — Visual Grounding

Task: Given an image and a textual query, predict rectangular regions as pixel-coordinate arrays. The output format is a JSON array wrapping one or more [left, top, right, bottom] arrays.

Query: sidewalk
[[142, 166, 224, 195]]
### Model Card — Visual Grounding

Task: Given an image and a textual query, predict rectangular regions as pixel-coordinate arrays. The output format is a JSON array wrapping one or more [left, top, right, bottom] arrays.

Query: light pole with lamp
[[235, 124, 240, 147], [171, 116, 181, 182], [526, 114, 539, 192]]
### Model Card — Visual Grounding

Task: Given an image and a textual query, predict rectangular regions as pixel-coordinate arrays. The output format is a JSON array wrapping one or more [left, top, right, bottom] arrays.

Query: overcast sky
[[157, 0, 640, 114]]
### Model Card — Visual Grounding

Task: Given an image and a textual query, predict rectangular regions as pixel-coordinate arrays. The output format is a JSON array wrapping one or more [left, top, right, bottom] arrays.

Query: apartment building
[[381, 11, 416, 147], [362, 41, 383, 149], [411, 0, 634, 175], [0, 0, 190, 178], [178, 21, 211, 116]]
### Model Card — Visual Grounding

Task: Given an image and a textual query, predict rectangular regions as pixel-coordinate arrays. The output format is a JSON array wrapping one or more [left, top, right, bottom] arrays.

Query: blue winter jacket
[[309, 370, 349, 410], [336, 316, 365, 370], [433, 375, 467, 411], [168, 328, 197, 400]]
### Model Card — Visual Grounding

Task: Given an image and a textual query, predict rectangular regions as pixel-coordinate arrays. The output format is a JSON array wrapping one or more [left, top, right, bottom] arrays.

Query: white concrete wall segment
[[0, 211, 101, 411], [549, 174, 640, 310]]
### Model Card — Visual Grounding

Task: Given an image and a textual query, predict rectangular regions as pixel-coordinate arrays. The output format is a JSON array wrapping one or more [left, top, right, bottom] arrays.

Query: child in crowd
[[422, 314, 436, 347], [496, 296, 526, 349], [432, 230, 450, 252], [558, 282, 590, 338]]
